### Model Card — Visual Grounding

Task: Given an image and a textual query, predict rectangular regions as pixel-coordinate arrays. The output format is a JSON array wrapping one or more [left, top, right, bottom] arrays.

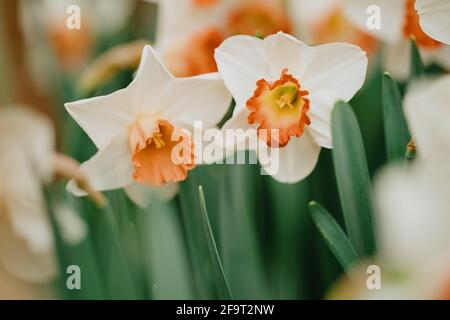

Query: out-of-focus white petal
[[307, 95, 333, 149], [262, 131, 321, 184], [53, 203, 87, 245], [65, 88, 135, 150], [1, 147, 53, 255], [67, 132, 133, 195], [426, 45, 450, 71], [163, 72, 232, 129], [416, 0, 450, 45], [343, 0, 405, 43], [265, 32, 313, 79], [0, 106, 54, 182], [215, 35, 271, 108], [303, 42, 368, 105], [0, 211, 56, 283], [374, 163, 450, 270], [124, 183, 179, 208], [385, 40, 411, 80], [404, 75, 450, 158]]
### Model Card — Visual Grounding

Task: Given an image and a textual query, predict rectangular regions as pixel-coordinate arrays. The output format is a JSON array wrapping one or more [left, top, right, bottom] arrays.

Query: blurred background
[[0, 0, 448, 300]]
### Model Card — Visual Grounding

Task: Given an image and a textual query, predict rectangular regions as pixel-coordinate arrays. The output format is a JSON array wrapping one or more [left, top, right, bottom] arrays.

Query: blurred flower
[[344, 0, 450, 79], [290, 0, 379, 55], [0, 106, 86, 299], [65, 45, 231, 207], [77, 40, 148, 94], [214, 32, 367, 183], [147, 0, 291, 77], [329, 75, 450, 300], [19, 0, 135, 75]]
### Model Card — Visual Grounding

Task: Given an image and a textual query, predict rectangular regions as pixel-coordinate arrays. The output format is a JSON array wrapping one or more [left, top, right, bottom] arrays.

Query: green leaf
[[382, 73, 410, 161], [198, 186, 233, 300], [309, 202, 361, 274], [410, 39, 425, 80], [331, 101, 376, 257]]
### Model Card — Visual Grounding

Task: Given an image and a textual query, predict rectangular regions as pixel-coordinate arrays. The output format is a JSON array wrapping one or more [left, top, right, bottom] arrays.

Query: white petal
[[303, 42, 368, 104], [0, 220, 57, 283], [53, 203, 87, 245], [384, 40, 411, 80], [343, 0, 405, 43], [65, 88, 134, 150], [163, 72, 232, 129], [215, 35, 271, 108], [261, 131, 321, 184], [426, 45, 450, 70], [219, 108, 258, 155], [265, 32, 313, 79], [416, 0, 450, 45], [404, 75, 450, 158], [124, 183, 179, 208], [133, 45, 174, 114], [374, 164, 450, 269], [307, 95, 333, 149], [67, 132, 133, 195], [1, 147, 53, 255], [0, 106, 54, 181]]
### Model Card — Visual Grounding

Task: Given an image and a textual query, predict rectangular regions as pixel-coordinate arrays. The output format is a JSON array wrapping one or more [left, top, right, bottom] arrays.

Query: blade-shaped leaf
[[410, 39, 425, 80], [198, 186, 233, 300], [382, 73, 410, 161], [309, 202, 361, 274], [332, 101, 376, 257]]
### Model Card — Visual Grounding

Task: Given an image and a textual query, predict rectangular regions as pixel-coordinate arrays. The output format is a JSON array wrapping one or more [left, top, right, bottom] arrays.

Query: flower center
[[246, 68, 311, 148], [227, 4, 291, 38], [312, 6, 378, 55], [165, 27, 224, 77], [403, 0, 442, 50], [128, 116, 195, 187]]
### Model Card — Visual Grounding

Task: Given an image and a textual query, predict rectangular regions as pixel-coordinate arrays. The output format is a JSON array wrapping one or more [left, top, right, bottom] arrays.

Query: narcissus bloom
[[0, 106, 86, 299], [344, 0, 450, 79], [290, 0, 378, 55], [146, 0, 291, 76], [65, 45, 231, 207], [215, 32, 368, 183], [329, 75, 450, 300]]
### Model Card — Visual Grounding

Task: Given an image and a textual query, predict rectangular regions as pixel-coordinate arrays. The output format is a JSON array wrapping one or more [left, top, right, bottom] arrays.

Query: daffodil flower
[[330, 75, 450, 300], [146, 0, 291, 76], [344, 0, 450, 79], [0, 106, 86, 299], [65, 45, 231, 207], [214, 32, 368, 183], [290, 0, 379, 55]]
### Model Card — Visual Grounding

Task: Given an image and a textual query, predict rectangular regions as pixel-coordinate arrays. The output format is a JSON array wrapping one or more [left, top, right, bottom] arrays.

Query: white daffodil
[[65, 45, 231, 207], [146, 0, 291, 76], [329, 75, 450, 300], [289, 0, 379, 55], [344, 0, 450, 79], [214, 32, 368, 183], [0, 106, 86, 299]]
